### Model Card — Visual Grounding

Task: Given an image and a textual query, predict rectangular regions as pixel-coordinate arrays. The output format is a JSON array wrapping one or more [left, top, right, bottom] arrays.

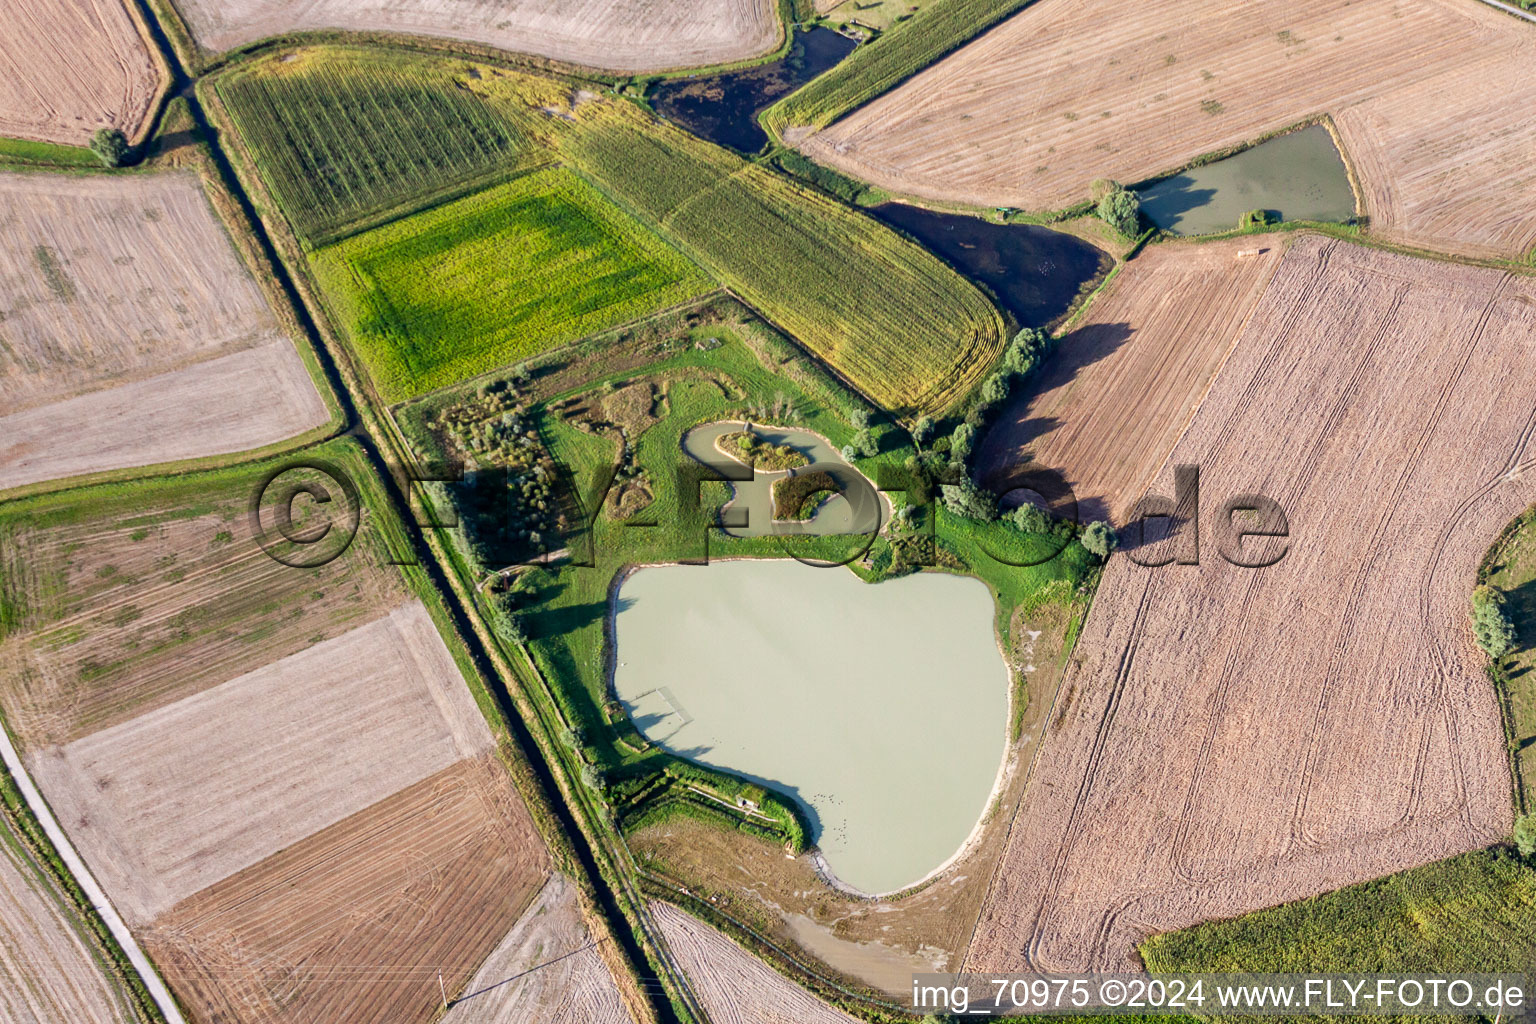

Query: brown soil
[[804, 0, 1536, 258], [442, 874, 632, 1023], [975, 238, 1284, 522], [0, 811, 139, 1023], [142, 753, 548, 1024], [171, 0, 780, 72], [628, 595, 1083, 994], [0, 0, 164, 145], [652, 901, 859, 1024], [0, 170, 327, 490], [966, 236, 1529, 971], [27, 601, 494, 925]]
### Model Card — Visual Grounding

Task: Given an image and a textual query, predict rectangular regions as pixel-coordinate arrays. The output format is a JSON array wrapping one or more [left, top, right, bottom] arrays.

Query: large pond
[[613, 559, 1008, 894], [1139, 125, 1356, 235], [870, 203, 1108, 327], [681, 421, 882, 538], [650, 27, 857, 153]]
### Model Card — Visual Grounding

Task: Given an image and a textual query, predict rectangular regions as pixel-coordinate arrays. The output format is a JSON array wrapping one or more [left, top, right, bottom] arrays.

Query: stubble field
[[142, 753, 548, 1024], [975, 238, 1283, 522], [0, 809, 140, 1023], [965, 236, 1534, 971], [442, 874, 631, 1024], [0, 170, 327, 490], [802, 0, 1536, 257], [0, 0, 164, 145], [170, 0, 780, 71], [653, 902, 859, 1024], [29, 600, 494, 925]]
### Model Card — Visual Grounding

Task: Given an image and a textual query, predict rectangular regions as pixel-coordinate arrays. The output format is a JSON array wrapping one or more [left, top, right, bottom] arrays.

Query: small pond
[[870, 204, 1108, 328], [612, 559, 1008, 894], [650, 27, 857, 153], [681, 421, 882, 538], [1139, 125, 1356, 235]]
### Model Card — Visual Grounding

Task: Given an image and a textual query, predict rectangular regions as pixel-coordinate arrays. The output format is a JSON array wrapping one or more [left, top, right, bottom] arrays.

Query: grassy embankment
[[1142, 850, 1536, 974], [1479, 504, 1536, 812], [217, 47, 1006, 416]]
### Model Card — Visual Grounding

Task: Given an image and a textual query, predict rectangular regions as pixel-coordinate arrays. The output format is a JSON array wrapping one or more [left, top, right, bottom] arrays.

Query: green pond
[[612, 559, 1008, 894], [1140, 125, 1356, 235]]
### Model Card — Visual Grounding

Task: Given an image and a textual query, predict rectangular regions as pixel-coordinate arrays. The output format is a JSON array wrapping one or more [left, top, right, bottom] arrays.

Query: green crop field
[[762, 0, 1033, 139], [565, 112, 1006, 414], [217, 50, 544, 244], [1141, 851, 1536, 974], [311, 167, 714, 402]]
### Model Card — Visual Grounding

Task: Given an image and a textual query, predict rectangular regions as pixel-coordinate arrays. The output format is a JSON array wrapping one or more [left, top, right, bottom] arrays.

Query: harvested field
[[0, 810, 139, 1023], [442, 874, 631, 1024], [27, 600, 494, 925], [0, 471, 403, 748], [653, 902, 859, 1024], [0, 0, 163, 146], [171, 0, 779, 72], [803, 0, 1536, 258], [966, 236, 1532, 971], [142, 753, 548, 1024], [975, 238, 1283, 522], [0, 170, 327, 488]]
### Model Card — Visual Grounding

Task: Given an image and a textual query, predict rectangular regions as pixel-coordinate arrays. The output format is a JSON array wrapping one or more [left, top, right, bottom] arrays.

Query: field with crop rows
[[0, 169, 328, 491], [565, 108, 1006, 413], [1142, 851, 1536, 974], [312, 167, 714, 401], [804, 0, 1536, 257], [975, 238, 1283, 522], [966, 237, 1533, 971], [762, 0, 1029, 142], [0, 0, 164, 146], [218, 51, 543, 244], [173, 0, 779, 72]]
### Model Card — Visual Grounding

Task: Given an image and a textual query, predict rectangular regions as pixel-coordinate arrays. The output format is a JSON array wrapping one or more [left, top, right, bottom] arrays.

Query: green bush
[[1081, 520, 1119, 559], [1515, 814, 1536, 858], [89, 128, 129, 168], [1471, 584, 1517, 659], [1097, 187, 1141, 237], [941, 481, 997, 522]]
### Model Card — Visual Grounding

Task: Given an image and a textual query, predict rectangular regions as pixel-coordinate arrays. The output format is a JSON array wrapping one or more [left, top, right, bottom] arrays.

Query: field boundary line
[[0, 720, 186, 1024]]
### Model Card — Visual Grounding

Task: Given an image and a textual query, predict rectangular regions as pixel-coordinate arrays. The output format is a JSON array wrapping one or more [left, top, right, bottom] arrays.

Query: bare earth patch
[[0, 0, 164, 145], [171, 0, 780, 72], [443, 873, 632, 1024], [27, 600, 494, 925], [142, 753, 548, 1024], [976, 238, 1283, 522], [966, 236, 1529, 971], [0, 813, 138, 1023], [653, 902, 859, 1024], [804, 0, 1536, 257], [0, 170, 327, 489]]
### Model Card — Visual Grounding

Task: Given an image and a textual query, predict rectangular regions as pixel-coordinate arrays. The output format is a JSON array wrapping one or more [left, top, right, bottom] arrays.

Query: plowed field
[[803, 0, 1536, 257], [966, 236, 1530, 971]]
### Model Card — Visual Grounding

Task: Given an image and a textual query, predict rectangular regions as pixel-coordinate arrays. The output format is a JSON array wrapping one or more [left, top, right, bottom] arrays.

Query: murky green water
[[1140, 125, 1356, 235], [612, 559, 1008, 894], [681, 421, 882, 538]]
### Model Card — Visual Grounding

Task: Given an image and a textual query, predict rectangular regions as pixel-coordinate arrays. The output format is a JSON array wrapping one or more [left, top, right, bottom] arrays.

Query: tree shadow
[[1140, 175, 1220, 231]]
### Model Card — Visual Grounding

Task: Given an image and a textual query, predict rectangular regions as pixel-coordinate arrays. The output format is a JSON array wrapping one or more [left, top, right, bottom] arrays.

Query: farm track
[[804, 0, 1536, 258], [966, 237, 1529, 972]]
